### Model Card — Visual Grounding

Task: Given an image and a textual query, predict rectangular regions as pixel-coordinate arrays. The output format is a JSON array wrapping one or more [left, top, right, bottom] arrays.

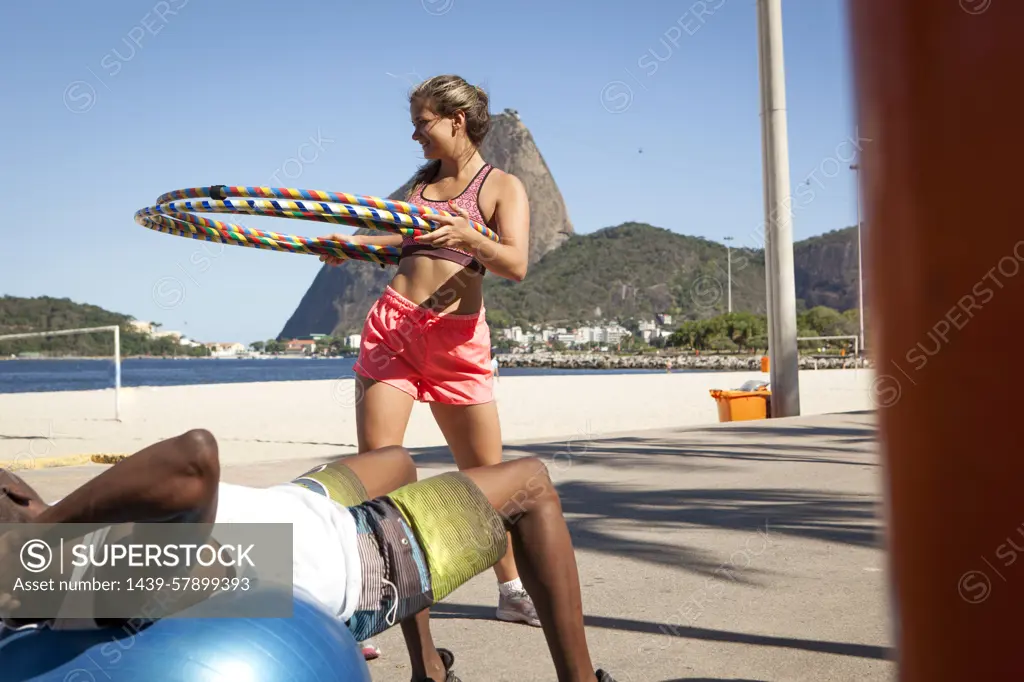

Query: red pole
[[849, 1, 1024, 679]]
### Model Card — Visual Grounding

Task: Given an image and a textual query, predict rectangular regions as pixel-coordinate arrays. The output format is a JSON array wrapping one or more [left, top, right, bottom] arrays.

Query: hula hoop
[[134, 185, 500, 267]]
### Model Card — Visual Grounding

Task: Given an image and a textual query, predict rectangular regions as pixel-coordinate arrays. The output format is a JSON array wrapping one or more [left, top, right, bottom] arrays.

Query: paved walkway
[[17, 410, 894, 682]]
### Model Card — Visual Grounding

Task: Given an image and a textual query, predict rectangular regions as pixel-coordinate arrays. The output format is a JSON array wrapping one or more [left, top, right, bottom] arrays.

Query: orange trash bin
[[710, 387, 772, 422]]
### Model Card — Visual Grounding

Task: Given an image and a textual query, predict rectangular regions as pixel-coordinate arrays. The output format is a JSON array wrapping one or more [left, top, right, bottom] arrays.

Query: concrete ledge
[[4, 453, 128, 471]]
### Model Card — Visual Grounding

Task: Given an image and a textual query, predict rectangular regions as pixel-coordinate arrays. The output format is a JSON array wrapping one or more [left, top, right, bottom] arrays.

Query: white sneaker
[[360, 639, 381, 660], [496, 588, 542, 627]]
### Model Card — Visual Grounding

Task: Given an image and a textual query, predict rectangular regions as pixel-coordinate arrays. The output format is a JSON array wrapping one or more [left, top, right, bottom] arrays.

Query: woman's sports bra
[[400, 163, 495, 275]]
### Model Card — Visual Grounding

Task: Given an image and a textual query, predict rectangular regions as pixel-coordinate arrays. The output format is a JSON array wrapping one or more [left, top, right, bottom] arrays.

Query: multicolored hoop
[[134, 185, 500, 267]]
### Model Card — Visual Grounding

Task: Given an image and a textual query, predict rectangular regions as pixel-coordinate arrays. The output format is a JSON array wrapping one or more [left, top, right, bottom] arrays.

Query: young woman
[[319, 75, 538, 637]]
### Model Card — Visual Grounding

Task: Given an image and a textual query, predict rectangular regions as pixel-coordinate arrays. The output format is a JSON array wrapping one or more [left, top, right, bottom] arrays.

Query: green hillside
[[482, 222, 770, 328], [481, 222, 865, 329], [0, 296, 208, 357]]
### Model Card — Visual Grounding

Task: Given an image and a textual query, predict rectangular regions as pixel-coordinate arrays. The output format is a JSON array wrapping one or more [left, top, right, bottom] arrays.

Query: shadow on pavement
[[661, 678, 766, 681], [558, 482, 881, 563], [429, 603, 893, 662], [404, 413, 882, 577], [663, 675, 770, 679], [408, 412, 878, 471]]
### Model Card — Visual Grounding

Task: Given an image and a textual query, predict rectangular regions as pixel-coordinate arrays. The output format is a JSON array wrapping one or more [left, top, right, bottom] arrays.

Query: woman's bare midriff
[[389, 253, 485, 316]]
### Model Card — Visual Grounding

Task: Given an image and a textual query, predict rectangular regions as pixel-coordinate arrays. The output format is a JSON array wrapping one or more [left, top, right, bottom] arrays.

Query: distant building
[[283, 339, 317, 355], [344, 334, 361, 349], [604, 325, 630, 344], [128, 320, 153, 334], [129, 321, 186, 341], [205, 342, 246, 357], [502, 326, 532, 344], [574, 327, 601, 345]]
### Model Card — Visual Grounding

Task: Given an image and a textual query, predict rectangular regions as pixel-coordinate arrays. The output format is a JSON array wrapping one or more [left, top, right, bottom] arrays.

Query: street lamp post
[[756, 0, 800, 417], [851, 162, 865, 358], [724, 236, 734, 313]]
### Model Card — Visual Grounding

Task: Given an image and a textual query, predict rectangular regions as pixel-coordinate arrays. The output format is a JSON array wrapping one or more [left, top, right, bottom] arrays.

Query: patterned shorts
[[291, 464, 507, 641]]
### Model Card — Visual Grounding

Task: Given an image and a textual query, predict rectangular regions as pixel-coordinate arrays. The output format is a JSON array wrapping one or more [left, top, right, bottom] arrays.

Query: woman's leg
[[429, 400, 541, 626], [355, 374, 416, 451]]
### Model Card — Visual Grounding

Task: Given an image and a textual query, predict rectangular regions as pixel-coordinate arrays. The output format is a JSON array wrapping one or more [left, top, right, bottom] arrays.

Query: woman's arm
[[319, 232, 404, 266], [476, 173, 530, 282], [344, 233, 404, 248]]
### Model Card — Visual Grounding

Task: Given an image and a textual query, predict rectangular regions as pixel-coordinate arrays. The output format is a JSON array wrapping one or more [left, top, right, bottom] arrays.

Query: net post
[[113, 325, 121, 422]]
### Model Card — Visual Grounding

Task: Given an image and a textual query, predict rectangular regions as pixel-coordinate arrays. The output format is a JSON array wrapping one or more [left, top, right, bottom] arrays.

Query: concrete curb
[[3, 453, 129, 471], [90, 454, 129, 464]]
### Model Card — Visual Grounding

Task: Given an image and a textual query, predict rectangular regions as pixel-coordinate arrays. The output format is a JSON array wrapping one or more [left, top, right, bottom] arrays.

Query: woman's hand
[[319, 233, 359, 266], [414, 201, 486, 252]]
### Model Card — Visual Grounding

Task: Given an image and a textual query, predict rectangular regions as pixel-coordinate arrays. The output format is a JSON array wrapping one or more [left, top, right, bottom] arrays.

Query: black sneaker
[[416, 648, 461, 682], [596, 670, 618, 682]]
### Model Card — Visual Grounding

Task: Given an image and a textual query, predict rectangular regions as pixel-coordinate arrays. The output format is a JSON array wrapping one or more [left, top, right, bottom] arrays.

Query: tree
[[486, 309, 514, 329], [842, 308, 860, 336], [799, 306, 850, 337], [151, 336, 179, 357], [321, 336, 345, 356], [494, 337, 517, 353], [706, 336, 739, 352], [249, 341, 265, 353]]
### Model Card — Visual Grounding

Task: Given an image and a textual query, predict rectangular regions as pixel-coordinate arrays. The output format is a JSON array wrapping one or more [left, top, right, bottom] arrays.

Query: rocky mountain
[[793, 226, 863, 311], [278, 109, 574, 338]]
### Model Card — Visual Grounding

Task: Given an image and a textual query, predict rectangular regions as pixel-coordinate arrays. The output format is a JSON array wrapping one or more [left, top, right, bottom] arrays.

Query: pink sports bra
[[401, 163, 495, 275]]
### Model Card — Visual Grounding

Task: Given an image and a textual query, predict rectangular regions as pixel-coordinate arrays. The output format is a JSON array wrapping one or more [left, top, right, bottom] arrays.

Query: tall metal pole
[[756, 14, 777, 372], [756, 0, 800, 417], [114, 325, 121, 422], [851, 162, 865, 359], [724, 236, 733, 313]]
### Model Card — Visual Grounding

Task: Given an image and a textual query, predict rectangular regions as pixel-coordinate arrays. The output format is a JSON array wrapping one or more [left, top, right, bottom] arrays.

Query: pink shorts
[[354, 286, 494, 405]]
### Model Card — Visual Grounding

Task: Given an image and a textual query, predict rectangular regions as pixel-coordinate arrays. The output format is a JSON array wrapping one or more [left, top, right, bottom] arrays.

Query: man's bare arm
[[34, 429, 220, 527]]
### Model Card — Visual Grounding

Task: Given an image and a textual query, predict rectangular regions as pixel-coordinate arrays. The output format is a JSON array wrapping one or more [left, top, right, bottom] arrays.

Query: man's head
[[0, 469, 47, 523]]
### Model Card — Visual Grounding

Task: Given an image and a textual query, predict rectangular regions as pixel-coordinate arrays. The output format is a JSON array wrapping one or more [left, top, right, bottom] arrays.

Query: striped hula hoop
[[134, 185, 500, 267]]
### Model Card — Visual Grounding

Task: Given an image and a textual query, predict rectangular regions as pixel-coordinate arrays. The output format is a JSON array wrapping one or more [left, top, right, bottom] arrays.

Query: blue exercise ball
[[0, 588, 371, 681]]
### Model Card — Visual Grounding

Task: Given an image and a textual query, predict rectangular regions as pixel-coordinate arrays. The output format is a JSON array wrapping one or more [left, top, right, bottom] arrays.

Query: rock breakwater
[[497, 352, 869, 371]]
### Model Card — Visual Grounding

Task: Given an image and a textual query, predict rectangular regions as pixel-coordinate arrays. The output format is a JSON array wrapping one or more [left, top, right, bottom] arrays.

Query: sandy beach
[[0, 369, 876, 467]]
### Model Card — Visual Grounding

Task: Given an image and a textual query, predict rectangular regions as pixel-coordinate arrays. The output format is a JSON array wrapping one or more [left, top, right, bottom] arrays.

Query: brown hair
[[409, 75, 491, 187]]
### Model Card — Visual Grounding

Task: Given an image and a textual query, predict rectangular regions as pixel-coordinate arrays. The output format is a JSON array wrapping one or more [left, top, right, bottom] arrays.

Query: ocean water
[[0, 357, 687, 394]]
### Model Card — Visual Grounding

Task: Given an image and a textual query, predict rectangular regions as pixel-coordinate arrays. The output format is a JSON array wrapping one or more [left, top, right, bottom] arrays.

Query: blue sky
[[0, 0, 859, 345]]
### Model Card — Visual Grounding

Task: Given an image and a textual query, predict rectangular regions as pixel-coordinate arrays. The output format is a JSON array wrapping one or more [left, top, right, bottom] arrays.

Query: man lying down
[[0, 429, 618, 682]]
